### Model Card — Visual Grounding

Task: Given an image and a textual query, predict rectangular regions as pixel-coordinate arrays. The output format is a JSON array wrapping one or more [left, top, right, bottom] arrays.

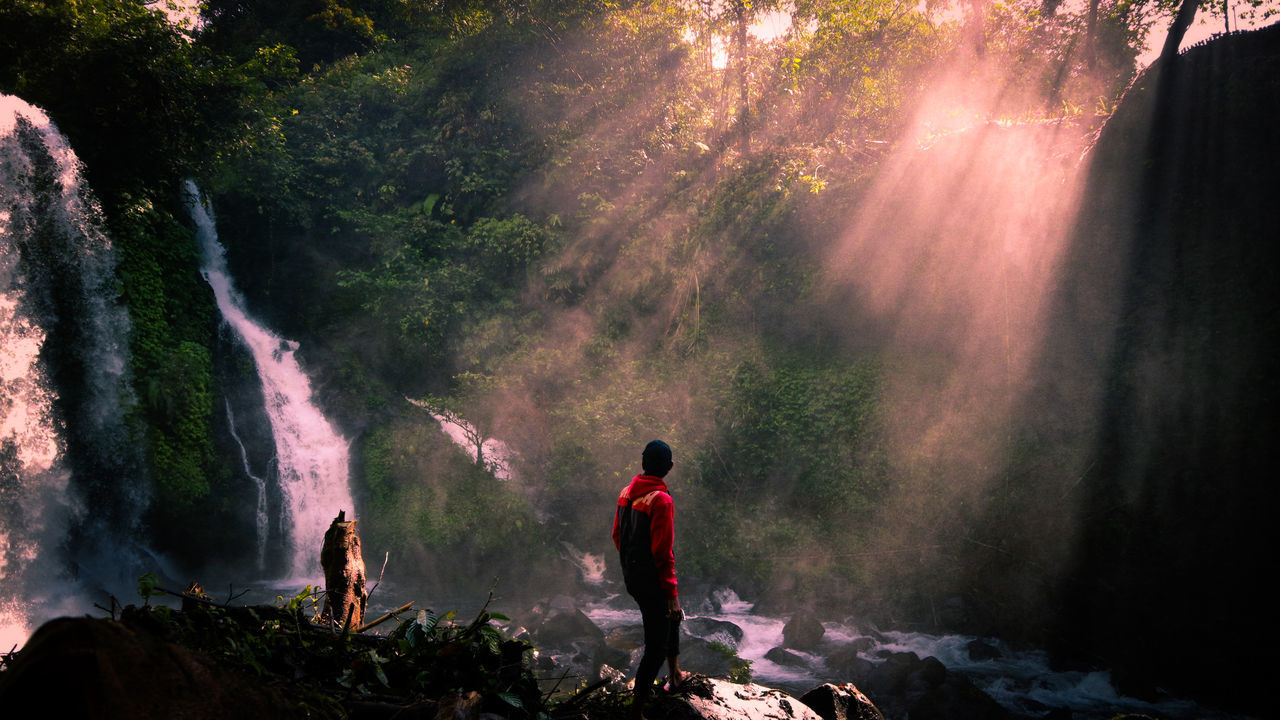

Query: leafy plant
[[707, 641, 754, 684]]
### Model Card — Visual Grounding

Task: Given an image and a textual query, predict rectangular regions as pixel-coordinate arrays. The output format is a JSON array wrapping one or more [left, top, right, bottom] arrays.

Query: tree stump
[[320, 510, 367, 630]]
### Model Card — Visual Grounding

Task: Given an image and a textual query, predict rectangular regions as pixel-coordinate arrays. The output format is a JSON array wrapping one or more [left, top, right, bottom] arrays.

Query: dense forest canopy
[[2, 0, 1278, 711]]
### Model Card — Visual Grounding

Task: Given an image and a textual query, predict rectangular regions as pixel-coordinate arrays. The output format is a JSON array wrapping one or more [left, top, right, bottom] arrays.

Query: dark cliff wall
[[1035, 23, 1280, 711]]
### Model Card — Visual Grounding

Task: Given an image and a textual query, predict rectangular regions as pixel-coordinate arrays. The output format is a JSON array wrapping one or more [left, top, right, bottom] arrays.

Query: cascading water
[[1, 95, 146, 648], [184, 182, 354, 580]]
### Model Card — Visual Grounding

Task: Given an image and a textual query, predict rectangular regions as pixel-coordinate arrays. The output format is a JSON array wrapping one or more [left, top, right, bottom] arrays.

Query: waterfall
[[184, 182, 354, 580], [1, 95, 145, 649]]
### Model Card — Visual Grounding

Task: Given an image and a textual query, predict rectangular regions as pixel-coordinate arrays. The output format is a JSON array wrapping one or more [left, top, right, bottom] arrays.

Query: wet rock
[[604, 624, 644, 650], [826, 650, 874, 686], [864, 651, 920, 697], [534, 606, 604, 649], [550, 637, 623, 682], [681, 584, 722, 614], [598, 642, 634, 672], [649, 675, 824, 720], [675, 636, 736, 678], [825, 639, 876, 681], [906, 674, 1010, 720], [782, 612, 825, 651], [907, 655, 948, 693], [765, 646, 811, 668], [798, 682, 886, 720], [838, 651, 1008, 720], [966, 639, 1001, 661], [598, 663, 628, 692], [684, 617, 746, 647]]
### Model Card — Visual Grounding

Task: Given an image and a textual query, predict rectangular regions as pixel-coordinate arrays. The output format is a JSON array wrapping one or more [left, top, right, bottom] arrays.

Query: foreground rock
[[2, 602, 546, 720], [648, 675, 826, 720], [799, 683, 886, 720], [0, 617, 312, 718]]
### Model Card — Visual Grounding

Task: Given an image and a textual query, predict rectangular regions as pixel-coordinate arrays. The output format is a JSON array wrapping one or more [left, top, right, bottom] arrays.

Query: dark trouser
[[632, 590, 680, 695]]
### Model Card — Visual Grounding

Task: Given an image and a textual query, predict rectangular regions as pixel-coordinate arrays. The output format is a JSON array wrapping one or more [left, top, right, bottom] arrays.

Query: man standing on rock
[[612, 439, 684, 719]]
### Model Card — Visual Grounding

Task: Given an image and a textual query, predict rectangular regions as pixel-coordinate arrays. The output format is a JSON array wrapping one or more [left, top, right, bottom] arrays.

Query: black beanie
[[642, 439, 672, 474]]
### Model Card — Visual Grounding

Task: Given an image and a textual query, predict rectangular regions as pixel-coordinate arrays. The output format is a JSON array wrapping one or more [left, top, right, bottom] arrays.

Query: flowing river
[[582, 587, 1238, 720]]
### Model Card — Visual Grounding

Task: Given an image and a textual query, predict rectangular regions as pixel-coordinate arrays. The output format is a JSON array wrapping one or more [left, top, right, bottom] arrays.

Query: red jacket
[[612, 474, 678, 598]]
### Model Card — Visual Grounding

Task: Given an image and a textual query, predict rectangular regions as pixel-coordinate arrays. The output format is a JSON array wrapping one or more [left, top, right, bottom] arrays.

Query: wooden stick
[[155, 585, 225, 608], [355, 601, 415, 633]]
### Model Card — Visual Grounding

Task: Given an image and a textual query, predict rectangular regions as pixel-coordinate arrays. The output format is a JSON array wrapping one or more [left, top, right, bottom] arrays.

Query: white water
[[185, 182, 354, 580], [584, 588, 1230, 720], [405, 396, 515, 480], [1, 95, 143, 650], [562, 544, 607, 585]]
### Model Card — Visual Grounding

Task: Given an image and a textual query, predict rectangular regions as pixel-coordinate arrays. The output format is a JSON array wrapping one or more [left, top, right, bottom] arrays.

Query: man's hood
[[626, 474, 669, 497]]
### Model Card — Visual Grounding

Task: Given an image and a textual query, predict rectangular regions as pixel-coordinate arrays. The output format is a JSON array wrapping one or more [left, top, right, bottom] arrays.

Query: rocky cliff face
[[1018, 22, 1280, 712]]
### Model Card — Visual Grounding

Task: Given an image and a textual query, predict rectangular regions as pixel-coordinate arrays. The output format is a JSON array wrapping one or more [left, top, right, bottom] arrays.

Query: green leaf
[[137, 572, 159, 600]]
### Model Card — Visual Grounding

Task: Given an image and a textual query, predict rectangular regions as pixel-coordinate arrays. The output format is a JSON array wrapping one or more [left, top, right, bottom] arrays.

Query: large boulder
[[650, 675, 824, 720], [842, 651, 1007, 720], [604, 624, 645, 650], [765, 646, 812, 669], [798, 683, 886, 720], [533, 606, 604, 650], [906, 674, 1010, 720], [782, 613, 825, 651], [683, 617, 746, 648], [675, 636, 736, 678], [0, 617, 310, 718], [863, 651, 921, 697], [965, 640, 1001, 662], [824, 641, 875, 682]]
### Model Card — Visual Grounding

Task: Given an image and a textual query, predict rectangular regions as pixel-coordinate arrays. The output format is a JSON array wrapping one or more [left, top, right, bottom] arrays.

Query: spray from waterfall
[[817, 66, 1094, 601], [184, 182, 354, 580], [1, 94, 146, 649]]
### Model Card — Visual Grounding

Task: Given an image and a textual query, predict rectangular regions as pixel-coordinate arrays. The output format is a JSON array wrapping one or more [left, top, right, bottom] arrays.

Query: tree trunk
[[968, 0, 987, 56], [1159, 0, 1199, 65], [320, 510, 367, 631], [733, 1, 751, 153], [1085, 0, 1099, 69]]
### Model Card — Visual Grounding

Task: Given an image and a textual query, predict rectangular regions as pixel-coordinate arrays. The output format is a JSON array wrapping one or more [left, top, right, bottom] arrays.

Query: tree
[[1159, 0, 1200, 62], [407, 376, 507, 478], [200, 0, 377, 70]]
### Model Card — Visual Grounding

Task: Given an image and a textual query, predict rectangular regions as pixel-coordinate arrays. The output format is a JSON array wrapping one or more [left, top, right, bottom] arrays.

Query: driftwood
[[320, 510, 368, 631], [356, 601, 415, 633]]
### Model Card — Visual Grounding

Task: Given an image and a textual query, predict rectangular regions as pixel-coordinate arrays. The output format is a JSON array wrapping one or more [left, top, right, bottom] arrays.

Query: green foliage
[[276, 586, 325, 619], [707, 641, 754, 684], [200, 0, 377, 71], [357, 416, 556, 598], [653, 353, 887, 599], [0, 0, 252, 198], [136, 573, 160, 604], [111, 195, 218, 507], [145, 341, 216, 504], [113, 595, 543, 717], [383, 606, 538, 707]]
